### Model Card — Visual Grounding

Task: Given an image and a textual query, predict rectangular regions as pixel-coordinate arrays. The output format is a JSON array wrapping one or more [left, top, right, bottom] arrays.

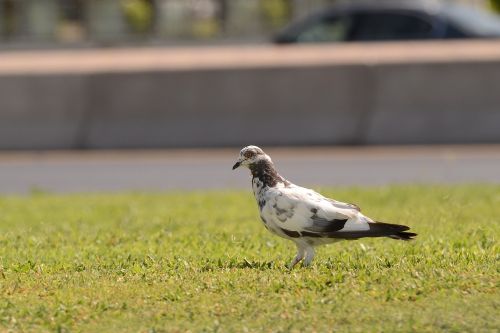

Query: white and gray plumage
[[232, 145, 417, 268]]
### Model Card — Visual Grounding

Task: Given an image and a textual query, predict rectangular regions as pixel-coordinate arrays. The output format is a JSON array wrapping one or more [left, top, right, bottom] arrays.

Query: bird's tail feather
[[372, 221, 417, 241], [387, 231, 417, 241], [336, 221, 417, 240]]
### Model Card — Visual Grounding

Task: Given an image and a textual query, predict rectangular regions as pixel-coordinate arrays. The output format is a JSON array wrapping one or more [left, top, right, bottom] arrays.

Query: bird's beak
[[232, 161, 241, 170]]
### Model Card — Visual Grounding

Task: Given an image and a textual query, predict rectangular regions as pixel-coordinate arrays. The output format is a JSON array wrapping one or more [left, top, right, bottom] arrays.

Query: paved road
[[0, 145, 499, 194]]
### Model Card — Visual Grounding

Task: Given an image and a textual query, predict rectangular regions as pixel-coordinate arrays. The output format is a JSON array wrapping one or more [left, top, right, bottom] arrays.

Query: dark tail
[[387, 231, 417, 240], [372, 221, 417, 241], [311, 221, 417, 240]]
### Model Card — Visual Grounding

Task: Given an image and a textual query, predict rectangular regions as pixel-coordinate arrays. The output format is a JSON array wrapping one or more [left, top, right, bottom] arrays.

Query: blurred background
[[0, 0, 498, 46], [0, 0, 500, 193]]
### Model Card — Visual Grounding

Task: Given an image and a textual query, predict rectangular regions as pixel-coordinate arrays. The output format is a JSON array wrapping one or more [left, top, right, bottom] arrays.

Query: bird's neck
[[249, 159, 288, 188]]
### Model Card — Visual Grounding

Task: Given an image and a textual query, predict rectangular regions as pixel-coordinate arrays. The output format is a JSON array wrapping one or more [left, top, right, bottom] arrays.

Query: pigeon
[[232, 145, 416, 268]]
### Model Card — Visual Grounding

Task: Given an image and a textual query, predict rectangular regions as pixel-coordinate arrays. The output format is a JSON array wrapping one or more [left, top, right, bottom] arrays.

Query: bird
[[232, 145, 417, 268]]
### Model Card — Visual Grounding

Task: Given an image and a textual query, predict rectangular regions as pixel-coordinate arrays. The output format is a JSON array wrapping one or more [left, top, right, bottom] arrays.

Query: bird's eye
[[244, 151, 254, 158]]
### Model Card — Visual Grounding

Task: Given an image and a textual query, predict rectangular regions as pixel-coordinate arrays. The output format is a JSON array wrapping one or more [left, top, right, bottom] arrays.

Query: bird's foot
[[287, 255, 303, 270], [301, 247, 315, 267], [301, 260, 312, 267]]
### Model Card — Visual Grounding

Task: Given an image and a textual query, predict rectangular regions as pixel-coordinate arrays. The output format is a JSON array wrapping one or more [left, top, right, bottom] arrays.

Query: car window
[[444, 4, 500, 36], [296, 15, 351, 43], [348, 11, 435, 41]]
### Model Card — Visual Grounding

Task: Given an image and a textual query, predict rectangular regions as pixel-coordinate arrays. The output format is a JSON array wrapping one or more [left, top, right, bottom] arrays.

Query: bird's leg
[[302, 246, 315, 267], [288, 244, 305, 269]]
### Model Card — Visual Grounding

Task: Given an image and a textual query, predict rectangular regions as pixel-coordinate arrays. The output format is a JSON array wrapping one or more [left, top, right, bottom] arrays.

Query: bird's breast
[[252, 184, 302, 240]]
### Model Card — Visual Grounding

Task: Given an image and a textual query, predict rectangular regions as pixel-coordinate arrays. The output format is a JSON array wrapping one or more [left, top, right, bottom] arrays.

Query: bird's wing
[[266, 186, 370, 236], [328, 198, 361, 212], [295, 186, 361, 211]]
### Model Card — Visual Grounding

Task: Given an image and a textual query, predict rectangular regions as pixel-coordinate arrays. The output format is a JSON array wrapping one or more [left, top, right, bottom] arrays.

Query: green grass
[[0, 185, 498, 332]]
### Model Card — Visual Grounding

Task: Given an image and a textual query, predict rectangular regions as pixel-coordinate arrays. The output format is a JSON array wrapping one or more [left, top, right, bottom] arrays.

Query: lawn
[[0, 185, 498, 332]]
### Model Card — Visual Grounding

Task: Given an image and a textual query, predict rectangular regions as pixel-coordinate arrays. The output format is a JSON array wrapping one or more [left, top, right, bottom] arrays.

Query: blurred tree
[[1, 0, 20, 39], [216, 0, 228, 32], [489, 0, 500, 12], [24, 0, 59, 41], [58, 0, 86, 42], [121, 0, 153, 33], [260, 0, 292, 29], [59, 0, 85, 21], [190, 0, 220, 39]]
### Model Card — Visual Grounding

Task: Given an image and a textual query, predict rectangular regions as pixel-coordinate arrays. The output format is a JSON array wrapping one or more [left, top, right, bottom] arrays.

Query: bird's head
[[232, 145, 270, 170]]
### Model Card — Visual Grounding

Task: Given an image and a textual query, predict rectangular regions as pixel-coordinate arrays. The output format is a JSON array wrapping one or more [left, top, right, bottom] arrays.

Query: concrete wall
[[0, 41, 499, 149], [367, 62, 500, 144], [0, 75, 87, 149]]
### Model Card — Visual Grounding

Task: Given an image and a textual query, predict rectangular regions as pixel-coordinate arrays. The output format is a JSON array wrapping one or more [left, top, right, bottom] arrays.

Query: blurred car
[[274, 0, 500, 44]]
